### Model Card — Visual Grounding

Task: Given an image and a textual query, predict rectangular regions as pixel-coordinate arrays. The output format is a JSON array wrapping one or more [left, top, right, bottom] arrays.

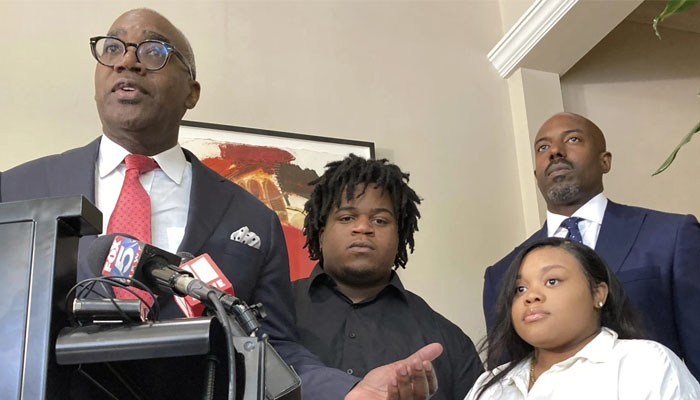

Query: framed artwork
[[178, 120, 375, 280]]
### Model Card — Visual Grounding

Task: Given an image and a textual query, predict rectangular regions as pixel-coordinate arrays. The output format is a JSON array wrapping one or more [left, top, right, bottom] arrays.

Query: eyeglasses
[[89, 36, 195, 80]]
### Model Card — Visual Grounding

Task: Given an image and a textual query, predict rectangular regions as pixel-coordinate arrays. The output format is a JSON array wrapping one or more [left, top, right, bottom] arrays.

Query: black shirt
[[292, 264, 483, 400]]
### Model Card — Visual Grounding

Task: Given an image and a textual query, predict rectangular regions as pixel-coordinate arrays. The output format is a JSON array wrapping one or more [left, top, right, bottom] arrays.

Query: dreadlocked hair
[[303, 154, 421, 269]]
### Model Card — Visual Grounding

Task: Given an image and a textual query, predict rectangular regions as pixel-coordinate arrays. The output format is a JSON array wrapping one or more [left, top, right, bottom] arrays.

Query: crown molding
[[488, 0, 579, 78]]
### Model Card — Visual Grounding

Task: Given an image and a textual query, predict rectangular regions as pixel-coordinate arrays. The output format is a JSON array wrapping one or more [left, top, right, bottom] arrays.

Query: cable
[[207, 290, 236, 400]]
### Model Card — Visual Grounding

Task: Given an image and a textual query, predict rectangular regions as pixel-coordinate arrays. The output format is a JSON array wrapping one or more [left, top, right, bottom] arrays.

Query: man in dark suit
[[483, 112, 700, 379], [0, 8, 440, 399]]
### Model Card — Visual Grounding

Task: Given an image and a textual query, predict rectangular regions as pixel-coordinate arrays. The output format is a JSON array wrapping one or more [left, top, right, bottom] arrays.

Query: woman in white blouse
[[466, 237, 700, 400]]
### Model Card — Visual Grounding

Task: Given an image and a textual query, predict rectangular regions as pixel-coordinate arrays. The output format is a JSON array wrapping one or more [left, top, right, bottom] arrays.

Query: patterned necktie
[[560, 217, 584, 243], [107, 154, 158, 243], [107, 154, 158, 304]]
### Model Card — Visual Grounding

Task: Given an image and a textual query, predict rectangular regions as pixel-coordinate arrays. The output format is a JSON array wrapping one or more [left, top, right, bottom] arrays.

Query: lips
[[523, 308, 549, 323], [112, 80, 148, 95], [348, 241, 375, 252], [545, 159, 573, 177]]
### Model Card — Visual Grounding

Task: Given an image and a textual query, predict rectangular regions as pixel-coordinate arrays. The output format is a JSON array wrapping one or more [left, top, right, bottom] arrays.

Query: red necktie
[[107, 154, 158, 303], [107, 154, 158, 242]]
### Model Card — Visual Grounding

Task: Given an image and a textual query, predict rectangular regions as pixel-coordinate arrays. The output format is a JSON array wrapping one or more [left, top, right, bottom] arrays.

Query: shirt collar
[[308, 263, 408, 302], [97, 134, 189, 184], [546, 192, 608, 236], [560, 327, 617, 365], [498, 328, 617, 388]]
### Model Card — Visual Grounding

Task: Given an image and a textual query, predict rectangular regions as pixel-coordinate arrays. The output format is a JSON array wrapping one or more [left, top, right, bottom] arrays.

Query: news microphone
[[177, 253, 266, 335], [89, 235, 263, 334], [90, 233, 193, 297]]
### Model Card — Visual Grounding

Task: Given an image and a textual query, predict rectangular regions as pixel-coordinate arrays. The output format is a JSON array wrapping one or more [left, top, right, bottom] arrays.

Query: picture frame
[[178, 120, 375, 280]]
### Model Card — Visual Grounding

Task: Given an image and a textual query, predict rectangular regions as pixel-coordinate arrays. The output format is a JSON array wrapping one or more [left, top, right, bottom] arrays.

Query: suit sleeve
[[448, 326, 483, 400], [482, 265, 498, 333], [672, 214, 700, 379], [256, 211, 359, 399]]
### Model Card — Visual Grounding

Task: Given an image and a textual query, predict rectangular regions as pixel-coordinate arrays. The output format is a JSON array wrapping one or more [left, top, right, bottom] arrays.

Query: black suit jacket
[[482, 200, 700, 379], [0, 137, 357, 398]]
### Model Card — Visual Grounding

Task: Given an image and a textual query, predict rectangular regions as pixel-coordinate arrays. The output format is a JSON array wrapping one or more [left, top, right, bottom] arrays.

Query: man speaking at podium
[[0, 8, 440, 399]]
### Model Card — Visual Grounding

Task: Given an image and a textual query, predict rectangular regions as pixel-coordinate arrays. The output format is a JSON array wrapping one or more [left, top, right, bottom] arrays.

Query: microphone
[[174, 253, 235, 318], [89, 234, 263, 334]]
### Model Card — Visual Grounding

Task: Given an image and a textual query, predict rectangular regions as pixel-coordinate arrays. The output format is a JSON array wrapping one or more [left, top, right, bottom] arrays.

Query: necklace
[[529, 357, 537, 388]]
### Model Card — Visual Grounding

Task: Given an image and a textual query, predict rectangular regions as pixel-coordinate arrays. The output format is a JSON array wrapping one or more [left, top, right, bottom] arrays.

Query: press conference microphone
[[89, 234, 261, 334], [89, 233, 185, 297]]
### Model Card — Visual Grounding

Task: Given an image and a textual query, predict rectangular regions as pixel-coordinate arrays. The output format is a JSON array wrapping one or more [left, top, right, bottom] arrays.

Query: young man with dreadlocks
[[292, 154, 483, 400]]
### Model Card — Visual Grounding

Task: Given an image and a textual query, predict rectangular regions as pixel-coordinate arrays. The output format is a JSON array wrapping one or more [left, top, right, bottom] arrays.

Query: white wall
[[0, 1, 524, 344], [562, 19, 700, 217]]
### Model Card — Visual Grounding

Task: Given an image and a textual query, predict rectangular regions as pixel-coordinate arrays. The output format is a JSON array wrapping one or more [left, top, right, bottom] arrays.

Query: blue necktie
[[560, 217, 584, 243]]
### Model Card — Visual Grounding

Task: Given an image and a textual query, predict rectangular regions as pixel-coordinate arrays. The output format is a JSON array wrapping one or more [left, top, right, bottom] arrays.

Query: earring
[[597, 301, 604, 308]]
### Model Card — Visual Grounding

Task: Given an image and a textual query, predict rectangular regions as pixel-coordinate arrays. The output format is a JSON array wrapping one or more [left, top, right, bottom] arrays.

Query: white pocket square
[[230, 226, 261, 249]]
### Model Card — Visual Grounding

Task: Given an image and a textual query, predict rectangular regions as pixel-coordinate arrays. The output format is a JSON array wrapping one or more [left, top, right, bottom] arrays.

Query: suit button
[[349, 332, 356, 339], [346, 369, 354, 375]]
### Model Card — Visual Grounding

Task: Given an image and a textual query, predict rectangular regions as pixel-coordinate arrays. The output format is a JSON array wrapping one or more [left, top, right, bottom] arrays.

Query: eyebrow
[[541, 264, 566, 273], [106, 29, 172, 44], [534, 128, 584, 146], [516, 264, 566, 279], [335, 206, 395, 216]]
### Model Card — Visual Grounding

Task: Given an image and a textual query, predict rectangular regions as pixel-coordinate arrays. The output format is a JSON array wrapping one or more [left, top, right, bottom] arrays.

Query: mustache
[[545, 158, 574, 176]]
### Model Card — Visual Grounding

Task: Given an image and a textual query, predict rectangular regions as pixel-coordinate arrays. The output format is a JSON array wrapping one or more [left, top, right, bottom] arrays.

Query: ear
[[600, 151, 612, 174], [319, 227, 325, 250], [185, 80, 201, 109], [593, 281, 609, 309]]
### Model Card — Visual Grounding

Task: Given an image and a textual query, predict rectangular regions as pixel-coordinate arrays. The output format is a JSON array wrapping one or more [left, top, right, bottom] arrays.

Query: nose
[[547, 141, 566, 160], [113, 46, 145, 75], [352, 216, 374, 235], [524, 289, 544, 304]]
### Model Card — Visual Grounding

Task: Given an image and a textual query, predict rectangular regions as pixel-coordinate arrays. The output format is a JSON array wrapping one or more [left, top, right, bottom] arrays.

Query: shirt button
[[346, 368, 354, 375], [348, 332, 357, 339]]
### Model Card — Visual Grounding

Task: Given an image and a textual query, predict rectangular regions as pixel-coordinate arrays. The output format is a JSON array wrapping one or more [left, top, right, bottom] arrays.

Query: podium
[[0, 195, 300, 400], [0, 195, 101, 400]]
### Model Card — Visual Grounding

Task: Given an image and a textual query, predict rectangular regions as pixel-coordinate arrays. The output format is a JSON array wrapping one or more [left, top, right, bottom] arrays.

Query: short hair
[[303, 154, 421, 268], [475, 237, 644, 399]]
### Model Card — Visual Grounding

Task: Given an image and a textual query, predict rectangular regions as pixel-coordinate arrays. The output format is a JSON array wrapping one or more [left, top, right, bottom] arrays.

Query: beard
[[546, 182, 582, 205]]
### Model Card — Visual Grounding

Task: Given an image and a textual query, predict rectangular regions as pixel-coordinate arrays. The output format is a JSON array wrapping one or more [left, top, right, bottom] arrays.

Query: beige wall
[[497, 0, 536, 34], [561, 19, 700, 217], [0, 1, 524, 343]]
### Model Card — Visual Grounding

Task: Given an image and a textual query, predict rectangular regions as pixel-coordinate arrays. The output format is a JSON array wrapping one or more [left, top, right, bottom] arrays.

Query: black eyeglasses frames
[[89, 36, 195, 80]]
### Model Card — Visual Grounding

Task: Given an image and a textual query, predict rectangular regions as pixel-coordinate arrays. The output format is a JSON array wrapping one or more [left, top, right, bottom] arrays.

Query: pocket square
[[230, 226, 261, 250]]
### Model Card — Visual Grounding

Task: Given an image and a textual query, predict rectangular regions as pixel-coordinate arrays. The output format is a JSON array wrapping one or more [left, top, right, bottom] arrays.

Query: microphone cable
[[206, 290, 237, 400]]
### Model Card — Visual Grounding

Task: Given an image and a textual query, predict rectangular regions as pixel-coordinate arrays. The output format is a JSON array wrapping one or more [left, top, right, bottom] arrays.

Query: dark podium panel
[[0, 196, 101, 400]]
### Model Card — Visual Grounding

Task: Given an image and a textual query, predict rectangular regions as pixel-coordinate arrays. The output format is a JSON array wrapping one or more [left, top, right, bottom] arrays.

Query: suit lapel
[[594, 201, 645, 273], [49, 138, 100, 203], [177, 149, 236, 255]]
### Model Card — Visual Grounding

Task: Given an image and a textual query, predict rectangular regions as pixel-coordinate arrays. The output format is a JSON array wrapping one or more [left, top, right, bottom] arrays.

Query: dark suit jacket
[[0, 137, 357, 399], [482, 200, 700, 379]]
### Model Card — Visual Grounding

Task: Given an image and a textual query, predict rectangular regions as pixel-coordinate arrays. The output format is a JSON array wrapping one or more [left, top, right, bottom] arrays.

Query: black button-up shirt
[[292, 264, 483, 400]]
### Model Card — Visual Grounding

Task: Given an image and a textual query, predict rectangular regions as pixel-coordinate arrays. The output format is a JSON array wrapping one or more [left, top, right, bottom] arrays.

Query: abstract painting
[[179, 120, 375, 280]]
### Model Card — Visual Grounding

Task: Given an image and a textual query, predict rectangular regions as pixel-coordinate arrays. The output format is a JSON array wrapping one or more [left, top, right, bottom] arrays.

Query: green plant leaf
[[653, 0, 699, 39], [653, 120, 700, 175]]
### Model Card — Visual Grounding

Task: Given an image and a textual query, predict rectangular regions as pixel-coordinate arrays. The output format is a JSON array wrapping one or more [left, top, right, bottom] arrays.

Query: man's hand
[[345, 343, 443, 400]]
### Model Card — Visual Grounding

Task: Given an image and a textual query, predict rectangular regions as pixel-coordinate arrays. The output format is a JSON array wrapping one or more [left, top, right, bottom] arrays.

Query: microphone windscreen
[[87, 233, 138, 275]]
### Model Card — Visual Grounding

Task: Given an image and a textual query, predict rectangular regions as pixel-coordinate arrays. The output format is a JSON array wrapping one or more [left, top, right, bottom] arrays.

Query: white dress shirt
[[95, 135, 192, 253], [546, 193, 607, 249], [464, 328, 700, 400]]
